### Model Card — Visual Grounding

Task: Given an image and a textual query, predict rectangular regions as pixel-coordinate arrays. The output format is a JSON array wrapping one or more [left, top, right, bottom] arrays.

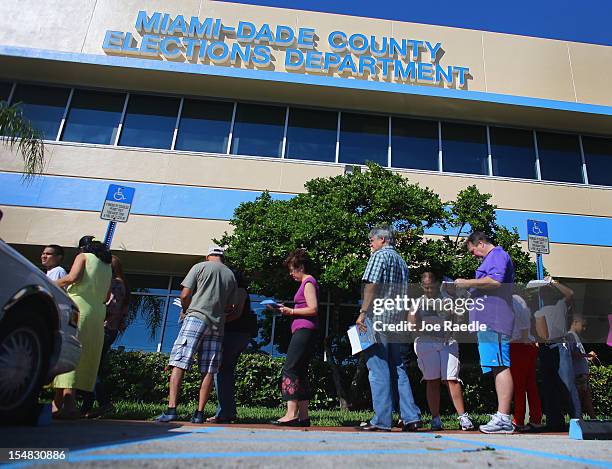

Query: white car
[[0, 239, 81, 424]]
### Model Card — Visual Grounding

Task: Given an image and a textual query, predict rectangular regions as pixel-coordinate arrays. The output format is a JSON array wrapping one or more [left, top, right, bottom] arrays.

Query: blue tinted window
[[537, 132, 583, 183], [339, 112, 387, 166], [113, 296, 166, 352], [11, 84, 70, 140], [490, 127, 537, 179], [61, 89, 125, 145], [441, 123, 488, 175], [392, 118, 438, 171], [582, 136, 612, 186], [119, 94, 180, 149], [0, 82, 12, 102], [286, 107, 337, 162], [231, 103, 285, 157], [175, 99, 233, 153]]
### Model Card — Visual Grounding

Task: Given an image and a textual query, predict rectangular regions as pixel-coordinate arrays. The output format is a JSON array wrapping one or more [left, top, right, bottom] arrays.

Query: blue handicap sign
[[527, 219, 548, 238], [105, 184, 135, 205]]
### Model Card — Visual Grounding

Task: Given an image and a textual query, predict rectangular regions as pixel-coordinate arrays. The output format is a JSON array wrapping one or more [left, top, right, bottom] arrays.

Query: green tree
[[0, 101, 45, 180]]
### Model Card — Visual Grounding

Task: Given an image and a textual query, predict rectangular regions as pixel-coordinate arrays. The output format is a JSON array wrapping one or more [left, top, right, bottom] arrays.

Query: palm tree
[[0, 101, 45, 180]]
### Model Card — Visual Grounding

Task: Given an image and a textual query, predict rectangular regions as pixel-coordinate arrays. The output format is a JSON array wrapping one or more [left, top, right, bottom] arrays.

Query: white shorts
[[414, 337, 461, 381]]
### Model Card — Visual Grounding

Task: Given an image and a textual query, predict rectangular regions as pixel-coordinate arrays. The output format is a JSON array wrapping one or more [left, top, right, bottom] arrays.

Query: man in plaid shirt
[[356, 227, 421, 431]]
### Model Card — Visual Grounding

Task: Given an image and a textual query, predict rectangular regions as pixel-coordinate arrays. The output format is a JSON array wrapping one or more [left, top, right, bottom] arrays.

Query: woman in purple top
[[272, 249, 319, 427]]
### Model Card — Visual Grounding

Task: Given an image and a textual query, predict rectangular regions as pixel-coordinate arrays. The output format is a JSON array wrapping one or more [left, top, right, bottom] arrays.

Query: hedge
[[102, 349, 611, 417]]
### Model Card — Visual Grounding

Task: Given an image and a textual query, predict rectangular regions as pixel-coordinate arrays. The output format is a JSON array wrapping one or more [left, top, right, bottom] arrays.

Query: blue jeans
[[214, 331, 251, 419], [540, 342, 582, 427], [365, 341, 421, 429]]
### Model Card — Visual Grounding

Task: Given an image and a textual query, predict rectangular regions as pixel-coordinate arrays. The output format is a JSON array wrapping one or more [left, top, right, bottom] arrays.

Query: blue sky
[[214, 0, 612, 46]]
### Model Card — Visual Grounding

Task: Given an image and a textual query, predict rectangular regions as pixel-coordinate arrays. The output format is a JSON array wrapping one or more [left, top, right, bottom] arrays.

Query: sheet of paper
[[347, 320, 375, 355], [526, 279, 552, 289]]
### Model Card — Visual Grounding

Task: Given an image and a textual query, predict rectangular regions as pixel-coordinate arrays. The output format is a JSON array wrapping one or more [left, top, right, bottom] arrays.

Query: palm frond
[[0, 102, 46, 181]]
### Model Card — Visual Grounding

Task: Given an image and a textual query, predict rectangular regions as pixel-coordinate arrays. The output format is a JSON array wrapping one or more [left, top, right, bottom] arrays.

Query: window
[[0, 82, 12, 102], [582, 136, 612, 186], [490, 127, 537, 179], [113, 296, 166, 352], [230, 103, 285, 157], [392, 118, 439, 171], [285, 108, 337, 162], [175, 99, 234, 153], [10, 84, 70, 140], [536, 132, 583, 183], [441, 123, 488, 175], [118, 94, 180, 149], [61, 89, 125, 145], [339, 112, 388, 166]]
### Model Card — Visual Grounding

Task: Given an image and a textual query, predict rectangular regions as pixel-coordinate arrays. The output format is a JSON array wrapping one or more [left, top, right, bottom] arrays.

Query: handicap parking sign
[[527, 219, 549, 254], [101, 184, 135, 222]]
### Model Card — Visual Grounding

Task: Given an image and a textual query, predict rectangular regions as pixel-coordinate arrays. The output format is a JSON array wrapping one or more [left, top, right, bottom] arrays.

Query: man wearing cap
[[157, 245, 238, 423]]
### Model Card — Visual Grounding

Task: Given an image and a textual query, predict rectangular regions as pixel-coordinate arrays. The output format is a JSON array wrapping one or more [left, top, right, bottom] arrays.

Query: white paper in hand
[[347, 318, 375, 355]]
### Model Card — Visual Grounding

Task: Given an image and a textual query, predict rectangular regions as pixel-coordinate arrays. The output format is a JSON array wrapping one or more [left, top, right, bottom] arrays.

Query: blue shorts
[[477, 329, 511, 374]]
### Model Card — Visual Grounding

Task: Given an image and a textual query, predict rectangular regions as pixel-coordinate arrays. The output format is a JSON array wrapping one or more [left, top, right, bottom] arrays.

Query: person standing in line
[[356, 227, 421, 432], [509, 293, 543, 432], [410, 271, 474, 431], [455, 232, 515, 434], [207, 271, 258, 423], [567, 316, 597, 419], [81, 254, 130, 418], [534, 276, 582, 431], [41, 244, 67, 281], [271, 249, 319, 427], [52, 237, 112, 419], [156, 245, 237, 424]]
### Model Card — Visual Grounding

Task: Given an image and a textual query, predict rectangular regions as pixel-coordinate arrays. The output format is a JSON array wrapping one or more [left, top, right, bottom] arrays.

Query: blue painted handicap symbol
[[527, 219, 548, 237], [105, 184, 135, 205]]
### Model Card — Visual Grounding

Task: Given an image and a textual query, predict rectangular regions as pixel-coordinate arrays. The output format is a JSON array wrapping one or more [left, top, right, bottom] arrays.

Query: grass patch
[[103, 401, 496, 429]]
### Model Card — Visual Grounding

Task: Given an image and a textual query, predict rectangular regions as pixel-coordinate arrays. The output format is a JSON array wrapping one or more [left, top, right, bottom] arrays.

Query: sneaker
[[402, 420, 423, 432], [190, 411, 205, 424], [155, 412, 178, 423], [479, 413, 514, 434], [431, 416, 443, 431], [459, 413, 474, 431]]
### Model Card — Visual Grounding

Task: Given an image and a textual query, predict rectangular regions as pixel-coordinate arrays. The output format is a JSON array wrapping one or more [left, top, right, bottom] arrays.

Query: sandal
[[206, 416, 236, 424]]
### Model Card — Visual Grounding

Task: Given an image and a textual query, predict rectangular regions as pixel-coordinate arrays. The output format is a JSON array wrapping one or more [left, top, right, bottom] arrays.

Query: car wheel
[[0, 309, 51, 425]]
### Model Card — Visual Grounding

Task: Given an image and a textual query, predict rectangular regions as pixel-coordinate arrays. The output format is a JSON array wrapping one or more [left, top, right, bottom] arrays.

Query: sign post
[[527, 219, 549, 280], [100, 184, 136, 248]]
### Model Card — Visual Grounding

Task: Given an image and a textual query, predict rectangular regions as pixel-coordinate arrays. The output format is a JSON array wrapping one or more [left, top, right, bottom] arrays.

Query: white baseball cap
[[207, 245, 225, 256]]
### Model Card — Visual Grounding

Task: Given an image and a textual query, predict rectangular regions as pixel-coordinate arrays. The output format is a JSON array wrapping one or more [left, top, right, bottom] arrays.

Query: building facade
[[1, 1, 611, 351]]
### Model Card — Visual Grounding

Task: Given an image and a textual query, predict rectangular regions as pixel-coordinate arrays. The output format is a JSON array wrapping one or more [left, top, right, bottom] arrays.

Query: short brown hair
[[284, 248, 312, 273], [465, 231, 493, 248]]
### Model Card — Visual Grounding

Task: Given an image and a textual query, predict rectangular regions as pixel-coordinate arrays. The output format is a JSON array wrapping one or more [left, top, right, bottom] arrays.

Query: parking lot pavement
[[2, 420, 611, 468]]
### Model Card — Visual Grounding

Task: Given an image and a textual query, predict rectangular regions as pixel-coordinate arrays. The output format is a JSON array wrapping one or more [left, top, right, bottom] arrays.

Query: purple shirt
[[469, 246, 515, 336], [290, 276, 319, 334]]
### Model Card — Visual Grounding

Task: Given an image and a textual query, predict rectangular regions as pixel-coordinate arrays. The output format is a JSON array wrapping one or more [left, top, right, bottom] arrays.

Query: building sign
[[102, 11, 471, 88]]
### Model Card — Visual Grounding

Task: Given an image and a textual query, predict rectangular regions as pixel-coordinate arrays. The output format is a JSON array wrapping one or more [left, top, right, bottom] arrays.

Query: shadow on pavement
[[2, 420, 182, 452]]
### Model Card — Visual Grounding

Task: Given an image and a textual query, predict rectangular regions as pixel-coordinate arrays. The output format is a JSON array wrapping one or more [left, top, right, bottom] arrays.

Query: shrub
[[102, 349, 611, 418]]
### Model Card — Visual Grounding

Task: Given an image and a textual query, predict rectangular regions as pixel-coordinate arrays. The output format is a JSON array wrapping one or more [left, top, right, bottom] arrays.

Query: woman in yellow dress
[[52, 238, 112, 419]]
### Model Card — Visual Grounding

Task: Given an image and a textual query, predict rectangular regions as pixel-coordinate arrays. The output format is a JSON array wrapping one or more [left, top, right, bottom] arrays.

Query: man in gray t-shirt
[[157, 245, 237, 424]]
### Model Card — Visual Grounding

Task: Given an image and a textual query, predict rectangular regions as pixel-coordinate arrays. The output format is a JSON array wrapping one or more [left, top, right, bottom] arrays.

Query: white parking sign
[[101, 184, 135, 222]]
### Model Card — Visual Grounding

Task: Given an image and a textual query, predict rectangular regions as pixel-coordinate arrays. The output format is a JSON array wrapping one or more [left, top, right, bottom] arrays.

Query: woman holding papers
[[271, 249, 319, 427]]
